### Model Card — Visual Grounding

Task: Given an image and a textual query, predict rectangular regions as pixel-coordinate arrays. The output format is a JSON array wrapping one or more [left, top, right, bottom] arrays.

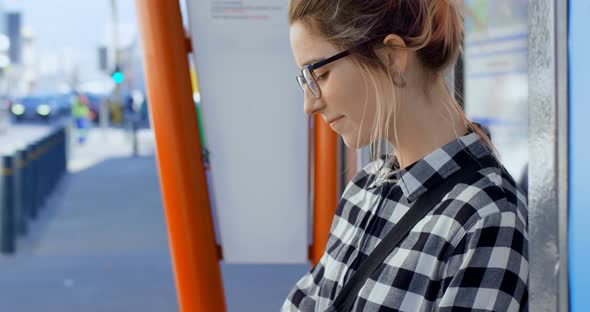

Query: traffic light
[[112, 64, 124, 84]]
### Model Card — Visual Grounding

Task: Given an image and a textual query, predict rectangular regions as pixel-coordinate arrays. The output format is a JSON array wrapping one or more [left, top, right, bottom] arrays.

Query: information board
[[185, 0, 309, 263]]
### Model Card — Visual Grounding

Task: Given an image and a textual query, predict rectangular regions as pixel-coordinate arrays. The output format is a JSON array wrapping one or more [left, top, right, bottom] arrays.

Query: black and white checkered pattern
[[282, 132, 528, 311]]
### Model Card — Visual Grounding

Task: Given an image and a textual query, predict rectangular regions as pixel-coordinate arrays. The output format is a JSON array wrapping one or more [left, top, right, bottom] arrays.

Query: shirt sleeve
[[437, 211, 528, 311]]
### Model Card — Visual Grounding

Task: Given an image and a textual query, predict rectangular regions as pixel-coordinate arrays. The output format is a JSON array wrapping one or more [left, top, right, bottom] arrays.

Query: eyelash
[[316, 72, 329, 81]]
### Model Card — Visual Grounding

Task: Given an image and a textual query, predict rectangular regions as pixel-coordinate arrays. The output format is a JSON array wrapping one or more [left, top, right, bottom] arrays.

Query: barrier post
[[1, 155, 16, 254], [15, 149, 27, 236], [24, 147, 32, 221], [29, 142, 38, 219]]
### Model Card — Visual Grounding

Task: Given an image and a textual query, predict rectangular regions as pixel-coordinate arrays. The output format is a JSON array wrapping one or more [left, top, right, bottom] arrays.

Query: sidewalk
[[0, 123, 53, 155], [0, 127, 308, 311], [0, 154, 178, 312]]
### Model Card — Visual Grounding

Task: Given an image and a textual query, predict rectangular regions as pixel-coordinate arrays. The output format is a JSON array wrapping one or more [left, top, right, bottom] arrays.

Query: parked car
[[55, 94, 74, 116], [12, 95, 61, 122]]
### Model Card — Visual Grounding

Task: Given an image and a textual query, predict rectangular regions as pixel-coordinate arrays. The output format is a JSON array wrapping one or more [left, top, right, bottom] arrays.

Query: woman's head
[[289, 0, 463, 71], [289, 0, 491, 164]]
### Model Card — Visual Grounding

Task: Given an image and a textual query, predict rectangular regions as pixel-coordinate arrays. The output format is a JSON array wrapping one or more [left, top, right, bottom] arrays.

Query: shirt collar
[[370, 132, 491, 202]]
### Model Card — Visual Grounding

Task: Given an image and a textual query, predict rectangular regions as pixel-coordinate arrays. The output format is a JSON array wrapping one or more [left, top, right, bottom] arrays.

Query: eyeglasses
[[296, 38, 381, 99]]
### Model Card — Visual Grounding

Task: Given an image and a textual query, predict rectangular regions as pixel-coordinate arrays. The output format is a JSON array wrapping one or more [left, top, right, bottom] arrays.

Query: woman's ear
[[378, 34, 408, 74]]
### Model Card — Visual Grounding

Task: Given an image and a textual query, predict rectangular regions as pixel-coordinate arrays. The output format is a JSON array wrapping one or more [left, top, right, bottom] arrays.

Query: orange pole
[[311, 115, 339, 265], [135, 1, 226, 311]]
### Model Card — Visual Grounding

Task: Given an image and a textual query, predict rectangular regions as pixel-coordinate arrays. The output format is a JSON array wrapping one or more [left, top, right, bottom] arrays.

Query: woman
[[282, 0, 528, 311]]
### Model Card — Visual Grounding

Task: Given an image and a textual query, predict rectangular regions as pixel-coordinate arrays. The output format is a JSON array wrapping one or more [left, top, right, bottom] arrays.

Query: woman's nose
[[303, 89, 323, 115]]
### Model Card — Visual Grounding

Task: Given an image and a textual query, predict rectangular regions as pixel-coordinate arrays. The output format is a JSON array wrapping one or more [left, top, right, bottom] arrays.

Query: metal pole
[[100, 97, 109, 133], [528, 0, 570, 311], [111, 0, 122, 127], [132, 115, 138, 157], [135, 1, 226, 311]]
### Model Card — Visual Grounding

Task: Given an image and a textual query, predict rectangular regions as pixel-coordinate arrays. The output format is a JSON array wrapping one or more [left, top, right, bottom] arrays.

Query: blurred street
[[67, 126, 156, 172], [0, 126, 178, 312], [0, 125, 308, 311], [0, 0, 583, 310]]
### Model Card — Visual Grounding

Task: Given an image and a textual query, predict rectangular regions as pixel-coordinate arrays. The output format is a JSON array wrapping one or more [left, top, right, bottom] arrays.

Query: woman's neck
[[389, 78, 468, 169]]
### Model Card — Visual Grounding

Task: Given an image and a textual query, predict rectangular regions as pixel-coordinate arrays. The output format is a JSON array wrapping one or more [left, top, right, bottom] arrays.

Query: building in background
[[6, 11, 20, 65], [20, 25, 36, 95], [118, 36, 145, 95], [0, 0, 9, 94], [0, 10, 37, 98]]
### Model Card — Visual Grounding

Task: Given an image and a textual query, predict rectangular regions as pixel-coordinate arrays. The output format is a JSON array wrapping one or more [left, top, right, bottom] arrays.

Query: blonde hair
[[289, 0, 497, 173]]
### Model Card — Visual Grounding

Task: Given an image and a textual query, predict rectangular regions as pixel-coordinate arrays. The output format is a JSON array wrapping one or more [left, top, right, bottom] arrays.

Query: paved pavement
[[0, 126, 308, 311], [0, 123, 53, 155]]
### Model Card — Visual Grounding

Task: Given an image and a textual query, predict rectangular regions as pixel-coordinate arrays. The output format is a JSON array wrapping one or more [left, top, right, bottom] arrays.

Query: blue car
[[12, 95, 61, 122]]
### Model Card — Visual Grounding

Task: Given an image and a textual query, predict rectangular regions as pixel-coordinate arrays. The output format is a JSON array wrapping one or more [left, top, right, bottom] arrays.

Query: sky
[[2, 0, 140, 82]]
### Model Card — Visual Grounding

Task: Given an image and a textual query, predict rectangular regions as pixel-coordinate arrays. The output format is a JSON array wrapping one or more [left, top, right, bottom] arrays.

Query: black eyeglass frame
[[296, 37, 383, 99]]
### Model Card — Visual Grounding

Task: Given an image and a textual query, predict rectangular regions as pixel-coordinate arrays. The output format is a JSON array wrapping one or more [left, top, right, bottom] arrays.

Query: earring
[[392, 72, 407, 88]]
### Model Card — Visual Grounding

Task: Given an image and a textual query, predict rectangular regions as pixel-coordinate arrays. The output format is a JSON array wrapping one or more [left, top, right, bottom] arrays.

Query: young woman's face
[[290, 22, 378, 149]]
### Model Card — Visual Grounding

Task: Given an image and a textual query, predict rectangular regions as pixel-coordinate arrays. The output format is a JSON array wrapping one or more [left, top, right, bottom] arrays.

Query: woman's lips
[[328, 116, 344, 127]]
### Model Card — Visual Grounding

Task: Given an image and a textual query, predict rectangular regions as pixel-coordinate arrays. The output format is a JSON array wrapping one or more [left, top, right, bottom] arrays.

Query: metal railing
[[0, 127, 67, 254]]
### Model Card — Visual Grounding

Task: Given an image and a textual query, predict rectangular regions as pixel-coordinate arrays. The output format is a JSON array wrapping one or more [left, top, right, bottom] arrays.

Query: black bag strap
[[326, 160, 485, 312]]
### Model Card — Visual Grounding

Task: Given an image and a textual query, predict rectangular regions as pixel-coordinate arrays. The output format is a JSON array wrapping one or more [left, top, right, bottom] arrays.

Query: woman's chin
[[341, 134, 371, 150]]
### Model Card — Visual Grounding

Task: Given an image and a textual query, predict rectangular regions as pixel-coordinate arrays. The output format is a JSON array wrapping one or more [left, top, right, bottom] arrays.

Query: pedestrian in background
[[71, 92, 90, 144]]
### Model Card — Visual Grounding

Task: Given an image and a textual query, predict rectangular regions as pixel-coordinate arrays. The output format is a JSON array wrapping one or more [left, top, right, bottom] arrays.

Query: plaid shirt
[[282, 132, 528, 311]]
